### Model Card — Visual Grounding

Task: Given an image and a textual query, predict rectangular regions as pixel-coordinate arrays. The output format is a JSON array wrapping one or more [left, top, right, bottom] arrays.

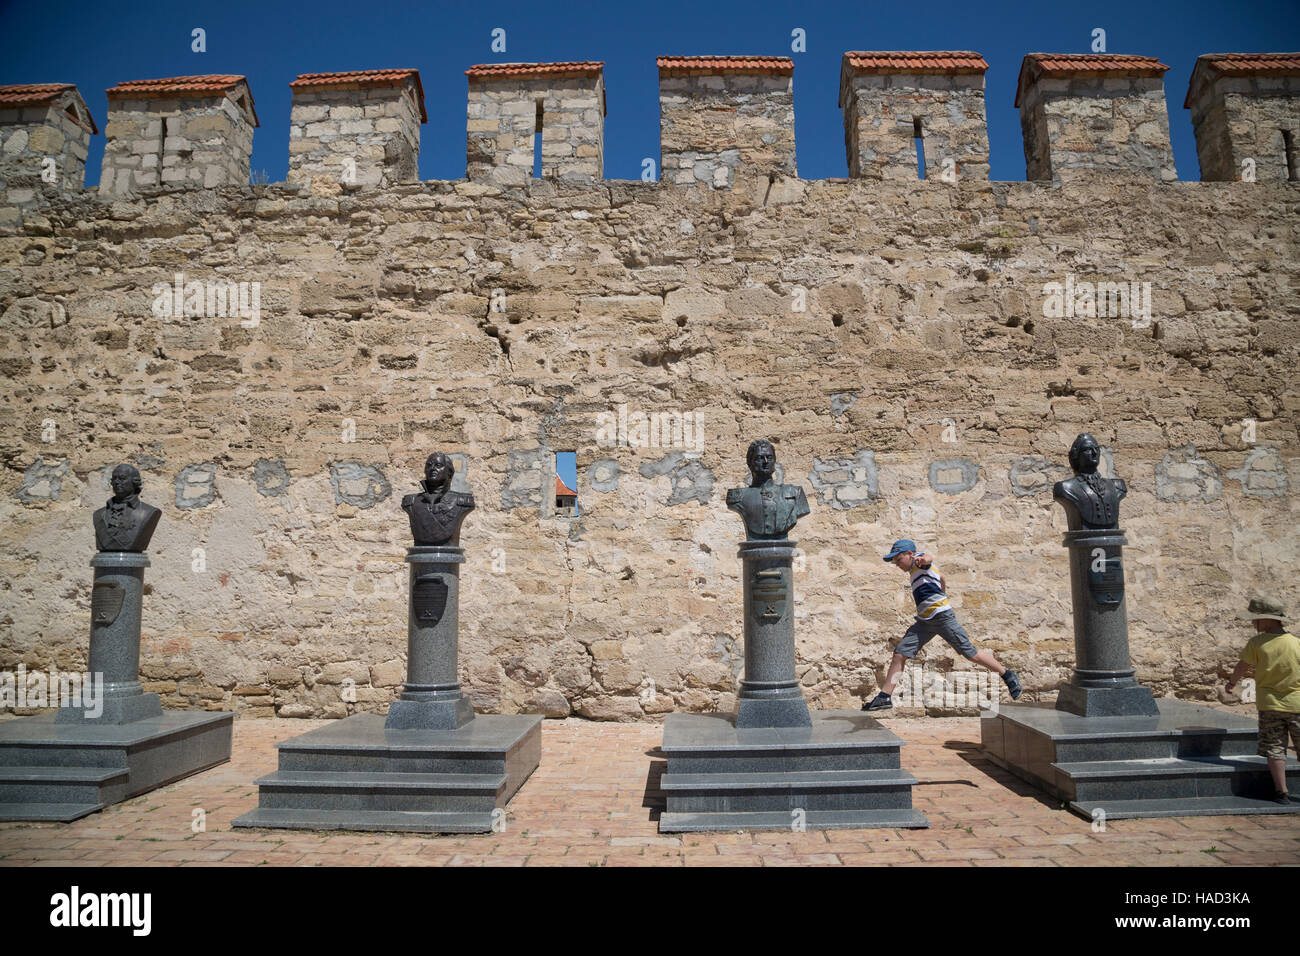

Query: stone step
[[662, 768, 918, 813], [0, 801, 106, 823], [232, 807, 497, 833], [1056, 756, 1300, 802], [0, 765, 129, 806], [253, 770, 507, 813], [1053, 729, 1259, 764], [0, 765, 128, 782], [661, 745, 903, 774], [1069, 794, 1300, 821], [660, 713, 907, 774], [659, 808, 930, 833], [0, 743, 128, 769], [276, 744, 508, 775]]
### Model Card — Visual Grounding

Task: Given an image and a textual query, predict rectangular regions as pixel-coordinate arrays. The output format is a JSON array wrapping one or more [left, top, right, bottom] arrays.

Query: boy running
[[863, 539, 1023, 711]]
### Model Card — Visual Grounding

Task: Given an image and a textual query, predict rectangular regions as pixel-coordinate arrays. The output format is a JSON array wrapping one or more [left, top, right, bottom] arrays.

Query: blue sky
[[2, 0, 1297, 184]]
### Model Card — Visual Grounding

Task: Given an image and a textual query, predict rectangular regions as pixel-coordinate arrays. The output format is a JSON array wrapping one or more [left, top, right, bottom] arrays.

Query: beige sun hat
[[1238, 596, 1286, 623]]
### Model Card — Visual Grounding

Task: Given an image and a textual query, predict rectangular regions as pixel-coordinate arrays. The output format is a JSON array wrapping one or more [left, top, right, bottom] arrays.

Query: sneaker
[[1273, 791, 1290, 806], [862, 692, 893, 712], [1002, 669, 1023, 701]]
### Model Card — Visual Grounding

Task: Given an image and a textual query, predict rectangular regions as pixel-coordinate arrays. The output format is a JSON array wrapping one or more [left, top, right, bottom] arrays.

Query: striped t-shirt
[[909, 556, 951, 620]]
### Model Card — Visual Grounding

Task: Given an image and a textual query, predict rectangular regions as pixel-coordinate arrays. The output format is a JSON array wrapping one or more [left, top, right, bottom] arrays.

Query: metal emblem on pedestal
[[1088, 557, 1124, 607], [413, 575, 448, 625], [91, 581, 125, 626], [753, 569, 786, 622]]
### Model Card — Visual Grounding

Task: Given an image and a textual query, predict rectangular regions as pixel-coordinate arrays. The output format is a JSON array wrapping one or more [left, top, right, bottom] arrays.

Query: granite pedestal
[[231, 712, 541, 832], [984, 520, 1298, 818], [983, 699, 1300, 819], [0, 710, 233, 822], [234, 530, 541, 833], [977, 438, 1299, 820], [0, 550, 233, 823]]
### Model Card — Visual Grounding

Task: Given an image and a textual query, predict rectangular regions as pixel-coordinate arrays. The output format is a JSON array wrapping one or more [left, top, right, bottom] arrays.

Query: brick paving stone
[[0, 715, 1295, 867]]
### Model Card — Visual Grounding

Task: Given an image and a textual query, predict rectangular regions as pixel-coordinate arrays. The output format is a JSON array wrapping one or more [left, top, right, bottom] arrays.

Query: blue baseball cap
[[883, 539, 918, 562]]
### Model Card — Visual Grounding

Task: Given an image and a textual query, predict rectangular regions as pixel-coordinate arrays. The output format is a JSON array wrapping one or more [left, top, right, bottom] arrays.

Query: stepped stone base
[[983, 699, 1300, 820], [658, 711, 928, 832], [0, 710, 234, 822], [232, 712, 542, 833]]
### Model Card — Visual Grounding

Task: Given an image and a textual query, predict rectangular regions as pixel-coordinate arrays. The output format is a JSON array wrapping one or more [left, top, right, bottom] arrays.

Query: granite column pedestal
[[736, 540, 810, 728], [0, 552, 233, 823], [1055, 528, 1158, 718], [57, 552, 162, 725], [235, 537, 540, 833], [385, 546, 474, 730]]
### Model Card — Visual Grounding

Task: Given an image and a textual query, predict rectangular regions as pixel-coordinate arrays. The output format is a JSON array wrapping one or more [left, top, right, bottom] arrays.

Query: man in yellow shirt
[[1226, 596, 1300, 805]]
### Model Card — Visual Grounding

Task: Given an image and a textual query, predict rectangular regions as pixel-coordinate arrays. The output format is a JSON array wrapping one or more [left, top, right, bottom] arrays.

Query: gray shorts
[[896, 611, 979, 660]]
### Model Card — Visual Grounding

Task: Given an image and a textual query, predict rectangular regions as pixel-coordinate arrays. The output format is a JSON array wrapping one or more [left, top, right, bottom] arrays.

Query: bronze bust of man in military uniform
[[725, 439, 810, 540], [93, 464, 162, 552], [403, 452, 476, 546], [1053, 433, 1126, 531]]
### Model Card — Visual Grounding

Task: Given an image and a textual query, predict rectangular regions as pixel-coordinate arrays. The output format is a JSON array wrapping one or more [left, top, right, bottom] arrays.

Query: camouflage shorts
[[1257, 710, 1300, 760]]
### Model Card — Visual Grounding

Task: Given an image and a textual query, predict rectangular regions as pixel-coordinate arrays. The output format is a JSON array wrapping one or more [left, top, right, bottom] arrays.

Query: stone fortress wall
[[0, 52, 1297, 721]]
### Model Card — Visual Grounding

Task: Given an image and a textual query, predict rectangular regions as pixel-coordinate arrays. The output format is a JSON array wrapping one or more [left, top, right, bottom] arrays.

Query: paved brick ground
[[1, 714, 1298, 867]]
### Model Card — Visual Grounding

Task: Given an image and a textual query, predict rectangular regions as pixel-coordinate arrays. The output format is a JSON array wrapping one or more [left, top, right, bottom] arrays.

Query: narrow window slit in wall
[[1282, 129, 1298, 182], [913, 117, 926, 179], [533, 100, 544, 180], [555, 451, 578, 516], [157, 117, 168, 188]]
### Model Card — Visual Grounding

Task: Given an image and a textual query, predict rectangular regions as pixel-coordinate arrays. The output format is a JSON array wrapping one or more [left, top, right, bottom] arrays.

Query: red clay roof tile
[[0, 82, 97, 132], [1015, 54, 1169, 107], [0, 82, 75, 106], [291, 69, 427, 122], [107, 74, 248, 97], [1193, 52, 1300, 74], [0, 83, 96, 134], [843, 51, 988, 73], [106, 75, 258, 125], [1184, 53, 1300, 107], [657, 55, 793, 75], [556, 476, 577, 497], [465, 61, 604, 80]]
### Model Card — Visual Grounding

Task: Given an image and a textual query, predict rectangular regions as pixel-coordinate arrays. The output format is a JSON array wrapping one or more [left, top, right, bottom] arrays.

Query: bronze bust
[[93, 464, 162, 552], [725, 439, 810, 540], [402, 452, 475, 546], [1053, 433, 1126, 531]]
